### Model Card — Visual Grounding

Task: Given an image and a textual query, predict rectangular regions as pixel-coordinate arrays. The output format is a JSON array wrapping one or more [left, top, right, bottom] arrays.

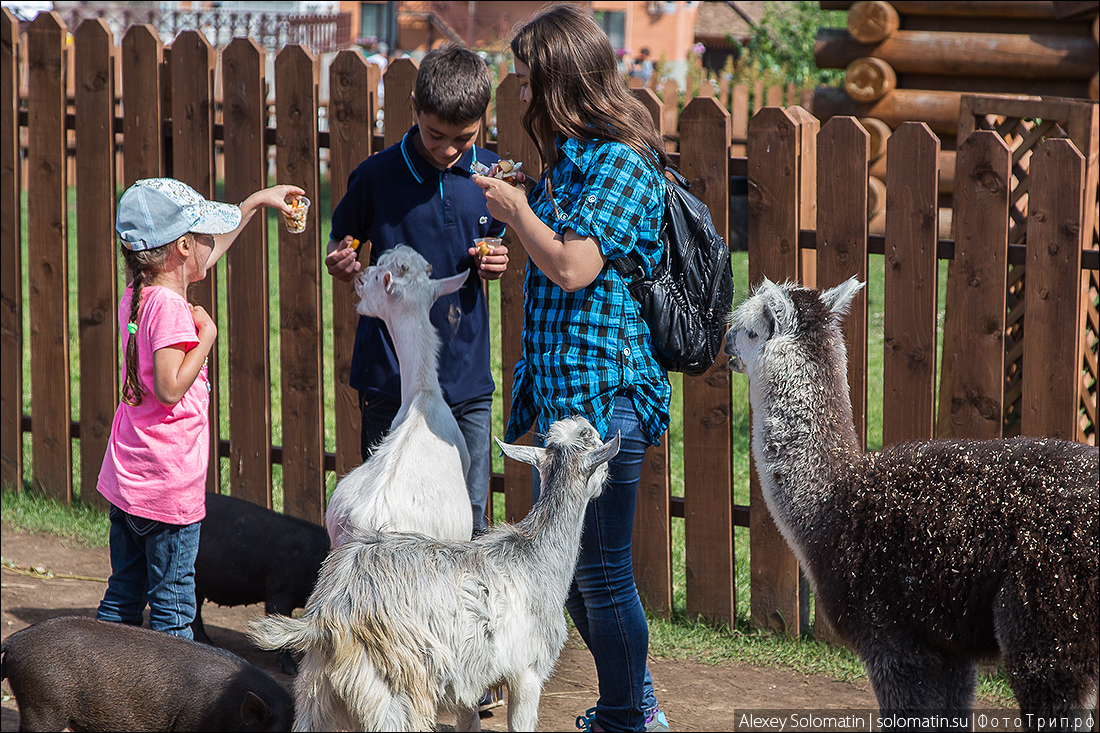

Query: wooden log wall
[[814, 0, 1099, 236]]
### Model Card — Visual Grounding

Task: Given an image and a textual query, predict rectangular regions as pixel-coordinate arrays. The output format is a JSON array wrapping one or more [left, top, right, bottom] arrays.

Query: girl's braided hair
[[120, 245, 172, 406]]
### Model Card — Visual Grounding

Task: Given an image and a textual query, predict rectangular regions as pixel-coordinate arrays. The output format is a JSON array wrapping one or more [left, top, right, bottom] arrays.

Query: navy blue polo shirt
[[330, 126, 505, 405]]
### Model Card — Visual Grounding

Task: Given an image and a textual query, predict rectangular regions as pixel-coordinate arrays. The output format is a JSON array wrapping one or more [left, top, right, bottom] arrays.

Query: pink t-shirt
[[97, 285, 209, 525]]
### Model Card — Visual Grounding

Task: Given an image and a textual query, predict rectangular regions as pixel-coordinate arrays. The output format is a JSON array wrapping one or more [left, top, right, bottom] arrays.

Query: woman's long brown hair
[[510, 3, 669, 174]]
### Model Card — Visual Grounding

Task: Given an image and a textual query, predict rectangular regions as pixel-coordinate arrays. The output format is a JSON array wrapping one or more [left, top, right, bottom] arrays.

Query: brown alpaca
[[725, 278, 1098, 730]]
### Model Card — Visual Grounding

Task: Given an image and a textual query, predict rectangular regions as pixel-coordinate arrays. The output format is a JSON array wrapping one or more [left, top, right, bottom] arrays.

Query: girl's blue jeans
[[96, 505, 201, 638], [532, 394, 657, 732]]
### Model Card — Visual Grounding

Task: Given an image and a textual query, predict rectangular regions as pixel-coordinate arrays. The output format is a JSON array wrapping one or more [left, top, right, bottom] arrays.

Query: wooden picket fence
[[3, 12, 1096, 633]]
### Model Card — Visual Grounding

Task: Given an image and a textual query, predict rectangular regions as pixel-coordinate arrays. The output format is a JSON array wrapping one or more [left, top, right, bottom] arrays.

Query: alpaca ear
[[821, 277, 864, 319], [495, 437, 545, 468], [757, 279, 795, 337], [434, 269, 470, 299]]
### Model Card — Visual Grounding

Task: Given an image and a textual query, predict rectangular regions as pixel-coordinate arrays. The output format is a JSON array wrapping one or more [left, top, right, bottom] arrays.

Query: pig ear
[[240, 691, 271, 727]]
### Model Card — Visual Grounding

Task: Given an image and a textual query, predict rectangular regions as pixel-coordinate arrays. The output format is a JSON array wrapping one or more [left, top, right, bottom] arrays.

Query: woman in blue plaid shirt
[[474, 5, 671, 731]]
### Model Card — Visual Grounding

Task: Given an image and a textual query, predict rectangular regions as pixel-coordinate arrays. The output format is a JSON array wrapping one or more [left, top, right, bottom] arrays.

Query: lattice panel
[[971, 113, 1073, 436], [958, 96, 1098, 442]]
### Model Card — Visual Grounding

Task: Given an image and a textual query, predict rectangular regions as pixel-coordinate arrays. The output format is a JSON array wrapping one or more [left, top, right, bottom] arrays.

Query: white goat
[[325, 245, 473, 546], [249, 416, 620, 732], [725, 277, 1098, 727]]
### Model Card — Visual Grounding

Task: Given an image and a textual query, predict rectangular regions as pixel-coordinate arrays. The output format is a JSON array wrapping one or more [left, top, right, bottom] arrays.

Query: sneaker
[[645, 706, 670, 732], [478, 687, 504, 714], [575, 707, 602, 732]]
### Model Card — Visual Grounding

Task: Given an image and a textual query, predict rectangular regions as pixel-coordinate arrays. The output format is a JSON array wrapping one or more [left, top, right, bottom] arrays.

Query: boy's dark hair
[[413, 44, 491, 125]]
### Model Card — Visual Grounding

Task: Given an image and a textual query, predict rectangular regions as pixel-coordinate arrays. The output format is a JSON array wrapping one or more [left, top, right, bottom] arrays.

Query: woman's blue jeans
[[532, 395, 655, 731], [96, 506, 201, 638]]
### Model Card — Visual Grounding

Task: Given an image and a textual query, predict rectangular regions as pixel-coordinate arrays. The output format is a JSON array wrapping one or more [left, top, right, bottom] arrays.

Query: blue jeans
[[532, 395, 656, 732], [96, 505, 201, 638], [360, 392, 493, 532]]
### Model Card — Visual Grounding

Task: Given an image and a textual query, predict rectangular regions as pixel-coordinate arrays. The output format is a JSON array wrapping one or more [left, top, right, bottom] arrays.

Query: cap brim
[[189, 200, 242, 235]]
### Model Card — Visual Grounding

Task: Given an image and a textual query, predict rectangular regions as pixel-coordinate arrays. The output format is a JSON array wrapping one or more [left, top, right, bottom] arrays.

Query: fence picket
[[74, 19, 117, 511], [120, 25, 162, 185], [1022, 139, 1085, 440], [817, 117, 870, 451], [883, 122, 940, 447], [382, 57, 416, 150], [631, 87, 672, 618], [274, 45, 324, 523], [950, 131, 1011, 440], [328, 49, 374, 479], [493, 73, 538, 524], [26, 12, 72, 502], [1, 9, 22, 490], [223, 38, 272, 507], [746, 107, 803, 635], [680, 97, 734, 626], [170, 30, 219, 494]]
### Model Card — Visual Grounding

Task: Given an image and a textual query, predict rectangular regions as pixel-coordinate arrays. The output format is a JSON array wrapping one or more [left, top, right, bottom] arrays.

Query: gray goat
[[725, 277, 1098, 730], [249, 416, 620, 732]]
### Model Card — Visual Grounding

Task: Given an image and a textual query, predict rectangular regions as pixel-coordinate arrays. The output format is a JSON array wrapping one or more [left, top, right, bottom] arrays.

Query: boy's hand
[[325, 235, 363, 282], [469, 242, 509, 280]]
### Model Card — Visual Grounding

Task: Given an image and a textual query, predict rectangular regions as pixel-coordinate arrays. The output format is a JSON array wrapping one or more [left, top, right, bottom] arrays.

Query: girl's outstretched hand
[[246, 184, 306, 215], [473, 174, 529, 227]]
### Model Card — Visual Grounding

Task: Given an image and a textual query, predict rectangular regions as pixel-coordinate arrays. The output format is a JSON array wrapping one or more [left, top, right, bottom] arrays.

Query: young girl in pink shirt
[[96, 178, 303, 638]]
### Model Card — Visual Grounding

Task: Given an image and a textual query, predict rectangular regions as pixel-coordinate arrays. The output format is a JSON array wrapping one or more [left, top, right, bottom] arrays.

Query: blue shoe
[[478, 687, 504, 713], [645, 706, 670, 732], [575, 707, 601, 732]]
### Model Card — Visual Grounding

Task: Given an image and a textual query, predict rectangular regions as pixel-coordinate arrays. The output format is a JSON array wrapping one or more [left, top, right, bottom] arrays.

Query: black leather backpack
[[613, 168, 735, 376]]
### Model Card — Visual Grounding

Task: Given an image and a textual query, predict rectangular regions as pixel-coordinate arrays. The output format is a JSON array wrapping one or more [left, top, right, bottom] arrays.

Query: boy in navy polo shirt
[[325, 44, 509, 541]]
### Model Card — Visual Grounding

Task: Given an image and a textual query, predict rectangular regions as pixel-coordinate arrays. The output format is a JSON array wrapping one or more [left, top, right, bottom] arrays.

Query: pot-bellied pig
[[193, 492, 330, 674], [1, 615, 294, 732]]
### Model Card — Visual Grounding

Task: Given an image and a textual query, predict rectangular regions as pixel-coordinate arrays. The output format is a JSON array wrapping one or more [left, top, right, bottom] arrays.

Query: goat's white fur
[[250, 416, 620, 732], [324, 245, 473, 546]]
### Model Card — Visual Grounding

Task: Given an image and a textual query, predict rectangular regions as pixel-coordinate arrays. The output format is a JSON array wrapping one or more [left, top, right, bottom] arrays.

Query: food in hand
[[350, 238, 361, 251], [476, 240, 493, 257], [283, 195, 311, 234], [472, 159, 523, 183]]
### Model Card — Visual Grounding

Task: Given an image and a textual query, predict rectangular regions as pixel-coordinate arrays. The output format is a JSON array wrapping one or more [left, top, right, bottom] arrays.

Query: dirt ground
[[1, 522, 1020, 732]]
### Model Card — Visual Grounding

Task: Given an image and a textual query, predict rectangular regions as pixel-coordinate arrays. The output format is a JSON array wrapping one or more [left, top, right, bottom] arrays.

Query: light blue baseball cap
[[116, 178, 241, 251]]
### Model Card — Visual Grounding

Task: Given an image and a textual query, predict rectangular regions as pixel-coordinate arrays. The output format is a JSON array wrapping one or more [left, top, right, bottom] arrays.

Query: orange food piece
[[350, 238, 361, 251]]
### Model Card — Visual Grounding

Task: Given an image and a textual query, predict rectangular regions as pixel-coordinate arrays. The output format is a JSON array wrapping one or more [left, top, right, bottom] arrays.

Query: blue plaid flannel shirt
[[504, 136, 671, 445]]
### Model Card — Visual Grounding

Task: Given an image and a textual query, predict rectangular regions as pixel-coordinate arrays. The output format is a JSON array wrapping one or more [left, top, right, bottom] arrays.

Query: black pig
[[1, 615, 293, 732], [193, 492, 330, 674]]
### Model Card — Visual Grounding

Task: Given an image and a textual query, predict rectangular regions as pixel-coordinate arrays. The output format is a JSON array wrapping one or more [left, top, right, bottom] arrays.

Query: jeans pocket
[[125, 512, 161, 538]]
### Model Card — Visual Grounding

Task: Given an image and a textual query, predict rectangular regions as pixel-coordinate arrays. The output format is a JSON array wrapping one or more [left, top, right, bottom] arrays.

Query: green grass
[[5, 183, 1012, 705]]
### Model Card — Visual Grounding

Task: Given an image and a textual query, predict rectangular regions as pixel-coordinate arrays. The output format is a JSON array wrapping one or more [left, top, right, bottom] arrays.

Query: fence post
[[747, 106, 804, 636], [883, 122, 940, 447], [121, 25, 163, 185], [1, 8, 22, 491], [382, 57, 416, 149], [949, 131, 1011, 440], [27, 11, 72, 503], [630, 87, 672, 618], [680, 96, 734, 626], [787, 105, 819, 288], [275, 44, 325, 523], [223, 38, 272, 507], [494, 73, 539, 524], [1022, 138, 1086, 440], [74, 19, 117, 511], [328, 49, 374, 480]]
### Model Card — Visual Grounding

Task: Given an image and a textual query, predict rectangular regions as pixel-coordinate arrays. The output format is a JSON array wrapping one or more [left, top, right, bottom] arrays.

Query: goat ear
[[821, 276, 864, 320], [383, 271, 396, 295], [586, 431, 621, 471], [495, 437, 545, 467], [435, 269, 470, 299]]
